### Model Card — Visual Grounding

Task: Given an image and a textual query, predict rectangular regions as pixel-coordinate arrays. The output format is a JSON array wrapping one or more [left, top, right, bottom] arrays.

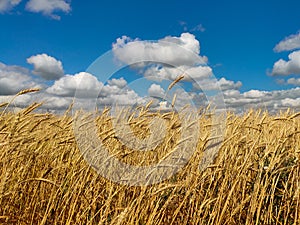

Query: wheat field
[[0, 95, 300, 224]]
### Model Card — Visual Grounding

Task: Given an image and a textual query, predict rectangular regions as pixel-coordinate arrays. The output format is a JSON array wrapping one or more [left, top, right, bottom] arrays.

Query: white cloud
[[158, 101, 169, 110], [46, 72, 143, 107], [24, 74, 143, 109], [98, 89, 143, 106], [218, 78, 242, 91], [0, 62, 42, 95], [46, 72, 103, 98], [276, 78, 285, 85], [223, 87, 300, 112], [184, 65, 212, 81], [27, 53, 64, 80], [0, 94, 37, 110], [287, 77, 300, 86], [98, 77, 144, 106], [25, 0, 71, 20], [271, 50, 300, 76], [113, 33, 207, 68], [7, 92, 74, 111], [191, 24, 206, 32], [112, 32, 213, 89], [274, 32, 300, 52], [144, 64, 212, 82], [243, 89, 267, 98], [148, 84, 165, 98], [107, 77, 127, 89], [0, 0, 21, 13], [223, 89, 240, 98], [193, 77, 242, 91], [42, 95, 73, 109], [281, 98, 300, 107]]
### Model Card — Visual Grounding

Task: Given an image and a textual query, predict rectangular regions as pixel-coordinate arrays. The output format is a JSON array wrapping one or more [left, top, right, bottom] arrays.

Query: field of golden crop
[[1, 98, 300, 224]]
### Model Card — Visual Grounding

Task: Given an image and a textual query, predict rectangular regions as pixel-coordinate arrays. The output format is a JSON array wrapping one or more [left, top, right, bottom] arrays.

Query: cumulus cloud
[[27, 54, 64, 80], [98, 77, 144, 106], [281, 98, 300, 107], [46, 72, 103, 98], [223, 87, 300, 112], [0, 0, 21, 13], [287, 77, 300, 86], [223, 89, 240, 98], [0, 62, 42, 95], [274, 32, 300, 52], [42, 95, 73, 110], [193, 77, 242, 91], [112, 32, 214, 92], [271, 50, 300, 76], [98, 89, 143, 106], [113, 33, 207, 68], [107, 77, 127, 89], [243, 89, 267, 98], [218, 78, 242, 91], [148, 84, 165, 98], [25, 0, 71, 20], [0, 94, 34, 110], [46, 72, 143, 107], [143, 64, 212, 81]]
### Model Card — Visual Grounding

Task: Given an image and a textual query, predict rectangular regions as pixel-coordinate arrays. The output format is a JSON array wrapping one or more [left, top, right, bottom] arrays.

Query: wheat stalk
[[16, 88, 40, 96], [168, 74, 185, 90]]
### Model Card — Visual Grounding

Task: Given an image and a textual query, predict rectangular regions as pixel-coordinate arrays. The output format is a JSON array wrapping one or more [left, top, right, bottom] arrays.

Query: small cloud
[[144, 64, 212, 82], [179, 21, 188, 31], [0, 0, 21, 13], [275, 78, 285, 85], [107, 77, 127, 89], [25, 0, 71, 20], [191, 24, 205, 32], [27, 53, 64, 80], [193, 77, 242, 91], [270, 50, 300, 76], [213, 63, 222, 68], [179, 21, 187, 26], [179, 21, 205, 33], [243, 89, 267, 98], [98, 89, 142, 106], [223, 89, 240, 98], [274, 31, 300, 52], [148, 83, 165, 98], [287, 77, 300, 86], [273, 78, 300, 86]]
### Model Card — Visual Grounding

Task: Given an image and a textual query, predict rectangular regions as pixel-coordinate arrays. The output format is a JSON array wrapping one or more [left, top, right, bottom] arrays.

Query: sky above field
[[1, 0, 300, 113]]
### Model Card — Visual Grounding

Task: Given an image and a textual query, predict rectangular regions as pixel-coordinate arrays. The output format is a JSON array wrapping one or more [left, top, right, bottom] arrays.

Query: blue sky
[[1, 0, 300, 112]]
